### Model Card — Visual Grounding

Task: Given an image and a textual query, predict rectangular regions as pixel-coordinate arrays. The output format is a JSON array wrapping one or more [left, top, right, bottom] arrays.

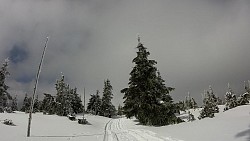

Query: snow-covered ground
[[1, 105, 250, 141], [142, 105, 250, 141], [0, 113, 110, 141]]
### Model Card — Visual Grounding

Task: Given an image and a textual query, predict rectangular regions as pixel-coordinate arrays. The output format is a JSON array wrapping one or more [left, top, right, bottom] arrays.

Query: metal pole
[[84, 88, 86, 112], [27, 37, 49, 137], [83, 87, 85, 118]]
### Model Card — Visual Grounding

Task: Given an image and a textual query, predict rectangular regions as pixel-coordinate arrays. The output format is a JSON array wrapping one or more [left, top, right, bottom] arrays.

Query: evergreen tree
[[224, 83, 237, 111], [243, 80, 250, 101], [87, 90, 101, 115], [117, 104, 123, 116], [55, 75, 74, 116], [11, 95, 18, 111], [21, 93, 32, 113], [244, 80, 250, 93], [184, 92, 198, 110], [237, 93, 249, 106], [100, 79, 116, 117], [33, 95, 40, 113], [121, 38, 181, 126], [198, 85, 219, 119], [191, 98, 198, 109], [176, 101, 185, 112], [41, 75, 83, 116], [237, 81, 249, 106], [55, 75, 68, 116], [70, 87, 83, 114], [0, 59, 11, 112], [41, 93, 56, 115], [216, 96, 224, 105]]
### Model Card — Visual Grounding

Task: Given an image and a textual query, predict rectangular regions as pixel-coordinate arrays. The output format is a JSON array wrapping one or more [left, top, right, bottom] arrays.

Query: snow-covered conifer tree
[[33, 95, 40, 113], [121, 38, 181, 126], [224, 83, 237, 111], [55, 75, 74, 116], [0, 59, 11, 112], [191, 98, 198, 109], [87, 90, 101, 115], [176, 101, 185, 111], [198, 85, 219, 119], [100, 79, 116, 117], [41, 93, 56, 114], [237, 93, 249, 105], [184, 92, 198, 110], [243, 80, 250, 101], [237, 81, 249, 106], [11, 95, 18, 111], [70, 87, 83, 114], [117, 104, 123, 116], [21, 93, 32, 113]]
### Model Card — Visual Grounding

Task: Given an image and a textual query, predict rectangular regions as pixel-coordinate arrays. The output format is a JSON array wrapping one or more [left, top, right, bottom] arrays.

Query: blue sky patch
[[16, 74, 34, 83], [9, 44, 29, 64]]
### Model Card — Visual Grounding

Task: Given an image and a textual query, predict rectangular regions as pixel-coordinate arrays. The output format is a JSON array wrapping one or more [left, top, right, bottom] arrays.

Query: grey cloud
[[0, 0, 250, 106]]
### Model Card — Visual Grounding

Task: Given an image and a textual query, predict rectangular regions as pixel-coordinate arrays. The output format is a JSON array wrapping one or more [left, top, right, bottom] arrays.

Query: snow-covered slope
[[141, 105, 250, 141], [0, 113, 110, 141], [1, 105, 250, 141]]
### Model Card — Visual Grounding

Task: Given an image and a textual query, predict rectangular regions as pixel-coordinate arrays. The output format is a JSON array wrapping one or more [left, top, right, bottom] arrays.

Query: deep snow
[[0, 105, 250, 141]]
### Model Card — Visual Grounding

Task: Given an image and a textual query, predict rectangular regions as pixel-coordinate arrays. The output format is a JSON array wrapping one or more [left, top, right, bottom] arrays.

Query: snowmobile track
[[103, 118, 182, 141]]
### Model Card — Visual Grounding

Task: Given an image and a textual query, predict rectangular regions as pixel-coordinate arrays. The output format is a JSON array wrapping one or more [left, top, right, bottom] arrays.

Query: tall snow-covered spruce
[[100, 79, 116, 117], [87, 90, 102, 115], [55, 75, 83, 116], [0, 59, 11, 112], [121, 38, 181, 126]]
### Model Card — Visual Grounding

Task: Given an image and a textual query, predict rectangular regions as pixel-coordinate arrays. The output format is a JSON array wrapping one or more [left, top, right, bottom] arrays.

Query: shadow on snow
[[235, 125, 250, 141]]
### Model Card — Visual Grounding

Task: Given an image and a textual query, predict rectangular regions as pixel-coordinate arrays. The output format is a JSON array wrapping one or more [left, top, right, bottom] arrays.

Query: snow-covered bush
[[2, 119, 15, 126], [237, 93, 249, 106], [67, 114, 76, 121], [4, 107, 13, 113], [187, 111, 195, 122], [78, 117, 88, 124]]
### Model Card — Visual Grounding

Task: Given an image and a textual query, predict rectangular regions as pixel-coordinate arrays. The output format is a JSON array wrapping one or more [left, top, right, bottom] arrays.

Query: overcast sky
[[1, 0, 250, 106]]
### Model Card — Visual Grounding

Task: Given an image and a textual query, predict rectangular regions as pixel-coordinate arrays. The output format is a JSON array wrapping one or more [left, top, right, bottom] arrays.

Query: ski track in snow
[[103, 118, 183, 141]]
